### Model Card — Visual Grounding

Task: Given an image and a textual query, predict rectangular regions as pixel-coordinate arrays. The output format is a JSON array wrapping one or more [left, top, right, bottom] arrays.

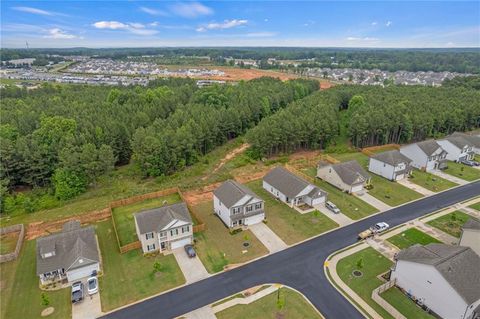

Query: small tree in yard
[[153, 261, 162, 273], [356, 258, 364, 269], [276, 289, 286, 314], [41, 293, 50, 306]]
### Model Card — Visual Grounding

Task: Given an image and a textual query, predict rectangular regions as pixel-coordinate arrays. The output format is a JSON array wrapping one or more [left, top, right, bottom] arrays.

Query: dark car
[[184, 244, 196, 258], [71, 281, 84, 304]]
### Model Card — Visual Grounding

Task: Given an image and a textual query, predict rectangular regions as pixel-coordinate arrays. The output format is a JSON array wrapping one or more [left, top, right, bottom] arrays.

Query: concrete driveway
[[431, 169, 468, 185], [72, 281, 102, 319], [355, 192, 392, 211], [249, 222, 288, 253], [315, 204, 353, 227], [173, 248, 210, 284]]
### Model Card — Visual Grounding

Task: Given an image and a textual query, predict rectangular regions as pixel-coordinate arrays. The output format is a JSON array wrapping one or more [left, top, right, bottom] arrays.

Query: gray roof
[[396, 243, 480, 304], [213, 180, 261, 208], [463, 218, 480, 231], [263, 167, 310, 198], [134, 202, 192, 234], [330, 160, 370, 186], [452, 132, 480, 148], [372, 150, 412, 167], [442, 135, 472, 149], [416, 140, 443, 156], [36, 222, 99, 275]]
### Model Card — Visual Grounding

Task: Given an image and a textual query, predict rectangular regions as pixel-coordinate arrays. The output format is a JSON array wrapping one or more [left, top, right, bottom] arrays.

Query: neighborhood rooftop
[[263, 167, 322, 199], [328, 160, 370, 185], [462, 218, 480, 231], [442, 135, 472, 149], [451, 132, 480, 148], [372, 150, 412, 166], [134, 202, 192, 234], [396, 243, 480, 304], [213, 179, 260, 208], [416, 140, 443, 156], [36, 221, 99, 276]]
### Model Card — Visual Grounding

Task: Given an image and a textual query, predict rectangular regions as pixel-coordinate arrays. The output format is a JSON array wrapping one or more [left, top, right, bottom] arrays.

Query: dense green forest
[[0, 77, 317, 210], [247, 85, 480, 155], [443, 75, 480, 90], [1, 47, 479, 73]]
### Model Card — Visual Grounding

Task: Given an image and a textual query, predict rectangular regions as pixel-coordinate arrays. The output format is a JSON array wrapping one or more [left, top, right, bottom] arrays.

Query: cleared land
[[97, 220, 185, 311], [443, 161, 480, 181], [192, 201, 268, 273], [426, 211, 472, 238], [387, 228, 441, 249], [408, 170, 457, 192], [247, 179, 339, 245], [112, 193, 182, 246], [0, 231, 20, 255], [216, 287, 322, 319]]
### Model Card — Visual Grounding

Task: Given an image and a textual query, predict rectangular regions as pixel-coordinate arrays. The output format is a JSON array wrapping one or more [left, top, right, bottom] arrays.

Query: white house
[[36, 221, 100, 285], [134, 202, 193, 254], [263, 167, 326, 207], [213, 179, 265, 228], [317, 160, 371, 193], [391, 244, 480, 319], [437, 136, 475, 162], [399, 140, 448, 172], [460, 218, 480, 257], [368, 150, 413, 181]]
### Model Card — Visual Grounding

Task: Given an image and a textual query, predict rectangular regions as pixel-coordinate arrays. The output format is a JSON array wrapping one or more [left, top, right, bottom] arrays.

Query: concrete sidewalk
[[365, 237, 399, 260], [249, 223, 288, 253], [173, 248, 210, 284], [183, 306, 217, 319], [315, 204, 353, 227], [397, 179, 435, 196], [211, 285, 279, 313], [431, 169, 468, 185], [355, 192, 392, 212]]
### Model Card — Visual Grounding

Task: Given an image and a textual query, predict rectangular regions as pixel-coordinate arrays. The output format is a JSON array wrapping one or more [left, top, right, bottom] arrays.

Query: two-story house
[[451, 132, 480, 155], [400, 140, 448, 172], [368, 150, 413, 181], [213, 179, 265, 228], [437, 136, 475, 162], [134, 202, 193, 254]]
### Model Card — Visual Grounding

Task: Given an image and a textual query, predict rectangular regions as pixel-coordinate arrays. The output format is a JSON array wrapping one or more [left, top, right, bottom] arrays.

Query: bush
[[229, 228, 242, 235]]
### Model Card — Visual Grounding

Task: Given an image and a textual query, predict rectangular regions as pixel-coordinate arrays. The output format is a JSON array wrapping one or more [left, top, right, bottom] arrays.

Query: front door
[[160, 242, 166, 250], [239, 219, 243, 225]]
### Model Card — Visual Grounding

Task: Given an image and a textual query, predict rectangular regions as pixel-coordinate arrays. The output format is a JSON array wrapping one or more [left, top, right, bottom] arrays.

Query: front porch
[[40, 269, 68, 289]]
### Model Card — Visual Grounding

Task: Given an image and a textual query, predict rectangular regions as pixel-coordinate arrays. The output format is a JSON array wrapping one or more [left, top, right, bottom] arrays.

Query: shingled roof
[[134, 202, 192, 234], [416, 140, 443, 156], [213, 179, 261, 208], [36, 221, 99, 275], [463, 218, 480, 231], [396, 243, 480, 304], [263, 167, 311, 199], [442, 135, 472, 149], [452, 132, 480, 148], [329, 160, 370, 186], [372, 150, 412, 166]]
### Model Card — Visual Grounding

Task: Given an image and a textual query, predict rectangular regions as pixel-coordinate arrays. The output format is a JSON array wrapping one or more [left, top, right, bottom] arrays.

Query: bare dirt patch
[[202, 143, 250, 181]]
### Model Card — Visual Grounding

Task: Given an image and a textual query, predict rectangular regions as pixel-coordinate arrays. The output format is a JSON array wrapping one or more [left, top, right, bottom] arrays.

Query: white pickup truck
[[358, 222, 390, 239]]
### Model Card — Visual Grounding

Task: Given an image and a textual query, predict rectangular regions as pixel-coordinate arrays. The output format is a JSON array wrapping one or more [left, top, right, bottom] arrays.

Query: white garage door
[[351, 184, 363, 193], [67, 263, 99, 282], [245, 213, 265, 226], [395, 174, 404, 181], [311, 196, 325, 206], [171, 237, 192, 250]]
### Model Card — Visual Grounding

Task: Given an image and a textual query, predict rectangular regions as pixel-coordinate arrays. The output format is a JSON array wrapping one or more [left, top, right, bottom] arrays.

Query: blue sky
[[1, 1, 479, 48]]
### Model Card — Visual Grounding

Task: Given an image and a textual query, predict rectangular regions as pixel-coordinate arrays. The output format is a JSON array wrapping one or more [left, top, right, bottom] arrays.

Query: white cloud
[[264, 18, 269, 22], [93, 21, 129, 30], [246, 32, 277, 37], [92, 21, 158, 36], [196, 19, 248, 32], [140, 7, 168, 16], [170, 2, 213, 18], [44, 28, 78, 39], [129, 23, 145, 29], [149, 22, 159, 27], [386, 21, 392, 27], [347, 36, 379, 41], [12, 6, 54, 16], [371, 21, 378, 26]]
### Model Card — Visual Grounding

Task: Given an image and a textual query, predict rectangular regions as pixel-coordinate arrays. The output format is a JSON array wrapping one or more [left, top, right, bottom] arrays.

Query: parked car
[[184, 244, 196, 258], [325, 201, 341, 214], [71, 282, 84, 304], [87, 276, 98, 295], [461, 160, 476, 167], [358, 222, 390, 239]]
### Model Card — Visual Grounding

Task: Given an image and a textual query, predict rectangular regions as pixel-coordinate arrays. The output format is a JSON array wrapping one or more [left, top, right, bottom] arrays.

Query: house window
[[159, 231, 167, 238], [182, 226, 190, 233], [246, 205, 253, 212], [145, 232, 154, 240], [170, 229, 179, 236], [147, 244, 156, 251], [233, 207, 241, 214], [255, 203, 262, 210]]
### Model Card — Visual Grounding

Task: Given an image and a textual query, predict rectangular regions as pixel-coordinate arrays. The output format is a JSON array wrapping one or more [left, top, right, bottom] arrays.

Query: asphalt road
[[103, 180, 480, 319]]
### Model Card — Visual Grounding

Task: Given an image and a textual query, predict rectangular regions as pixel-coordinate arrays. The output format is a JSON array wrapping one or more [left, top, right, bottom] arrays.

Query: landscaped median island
[[426, 210, 472, 238], [96, 220, 186, 311], [215, 287, 322, 319], [443, 161, 480, 181], [191, 200, 268, 273], [408, 169, 457, 192], [387, 228, 441, 249], [246, 179, 339, 245]]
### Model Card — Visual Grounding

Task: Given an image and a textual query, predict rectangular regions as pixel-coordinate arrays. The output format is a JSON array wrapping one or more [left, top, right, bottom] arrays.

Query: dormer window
[[42, 251, 55, 259]]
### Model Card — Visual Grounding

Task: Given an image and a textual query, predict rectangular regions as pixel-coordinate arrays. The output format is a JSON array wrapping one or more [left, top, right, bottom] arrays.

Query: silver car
[[326, 201, 341, 214]]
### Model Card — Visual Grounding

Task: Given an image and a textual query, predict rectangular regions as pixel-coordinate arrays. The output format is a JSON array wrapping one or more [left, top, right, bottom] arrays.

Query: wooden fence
[[371, 279, 406, 319], [361, 144, 400, 157], [178, 188, 206, 233], [0, 224, 24, 263], [110, 187, 179, 208]]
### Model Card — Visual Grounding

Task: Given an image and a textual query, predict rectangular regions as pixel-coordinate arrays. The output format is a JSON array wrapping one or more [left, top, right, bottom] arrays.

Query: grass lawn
[[336, 247, 394, 319], [0, 231, 20, 255], [387, 228, 441, 249], [96, 220, 185, 311], [426, 211, 472, 238], [408, 170, 457, 192], [469, 202, 480, 211], [216, 288, 321, 319], [247, 180, 338, 244], [303, 167, 378, 220], [112, 193, 182, 246], [443, 161, 480, 181], [192, 201, 268, 273], [381, 286, 434, 319], [0, 241, 71, 319], [368, 174, 423, 207]]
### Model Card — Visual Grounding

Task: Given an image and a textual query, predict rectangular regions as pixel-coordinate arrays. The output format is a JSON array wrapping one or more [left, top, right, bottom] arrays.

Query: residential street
[[101, 181, 480, 319]]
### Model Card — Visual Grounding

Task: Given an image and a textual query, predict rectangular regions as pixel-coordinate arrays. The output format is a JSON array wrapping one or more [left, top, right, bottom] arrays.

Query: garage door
[[67, 263, 99, 282], [245, 213, 265, 226], [395, 174, 404, 181], [351, 184, 363, 193], [311, 196, 325, 206], [171, 237, 192, 250]]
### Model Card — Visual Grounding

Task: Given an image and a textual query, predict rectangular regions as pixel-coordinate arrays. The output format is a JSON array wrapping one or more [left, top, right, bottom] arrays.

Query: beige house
[[460, 218, 480, 257], [317, 160, 370, 194], [134, 202, 193, 254]]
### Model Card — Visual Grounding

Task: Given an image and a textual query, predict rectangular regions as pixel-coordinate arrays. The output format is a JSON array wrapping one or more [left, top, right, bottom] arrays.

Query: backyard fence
[[178, 189, 206, 233], [361, 144, 400, 157], [371, 279, 407, 319], [110, 187, 179, 208], [0, 224, 25, 263]]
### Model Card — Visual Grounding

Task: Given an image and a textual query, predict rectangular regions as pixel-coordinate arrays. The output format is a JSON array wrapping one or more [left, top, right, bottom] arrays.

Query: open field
[[97, 220, 185, 311], [112, 193, 182, 246], [246, 179, 339, 245], [192, 201, 268, 273], [0, 231, 20, 255], [387, 228, 441, 249], [0, 240, 71, 319], [408, 170, 457, 192], [426, 211, 472, 238], [381, 287, 434, 319], [216, 287, 322, 319], [443, 161, 480, 181]]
